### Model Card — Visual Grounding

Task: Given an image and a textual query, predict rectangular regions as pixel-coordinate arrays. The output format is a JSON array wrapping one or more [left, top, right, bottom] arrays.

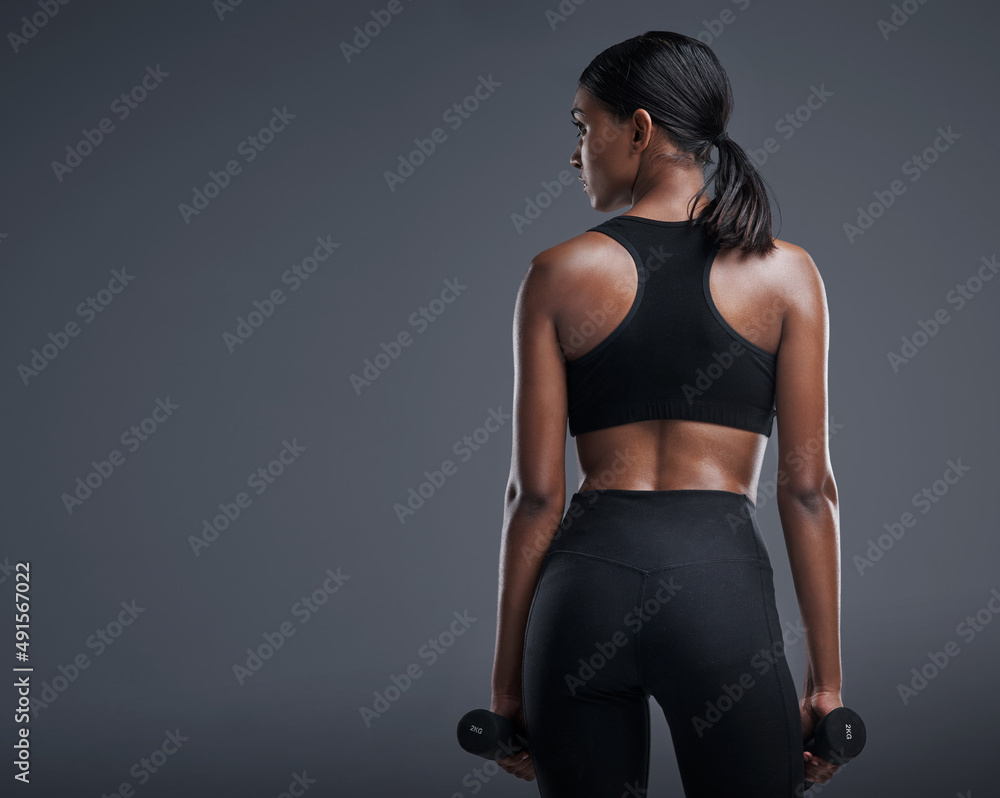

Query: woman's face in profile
[[569, 86, 637, 213]]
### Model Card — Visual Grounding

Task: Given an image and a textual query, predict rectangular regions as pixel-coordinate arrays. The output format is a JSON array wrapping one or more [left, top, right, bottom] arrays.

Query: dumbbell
[[803, 706, 867, 791], [456, 709, 529, 761]]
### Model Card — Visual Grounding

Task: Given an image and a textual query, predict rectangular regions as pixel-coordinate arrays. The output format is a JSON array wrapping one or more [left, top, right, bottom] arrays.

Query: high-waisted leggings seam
[[543, 549, 772, 575]]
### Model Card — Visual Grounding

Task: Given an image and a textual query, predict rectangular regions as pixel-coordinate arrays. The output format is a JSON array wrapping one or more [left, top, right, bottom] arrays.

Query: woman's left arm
[[491, 254, 568, 704]]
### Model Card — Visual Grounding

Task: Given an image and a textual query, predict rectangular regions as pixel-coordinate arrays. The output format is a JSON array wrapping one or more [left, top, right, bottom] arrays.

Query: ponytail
[[578, 30, 779, 257], [693, 133, 777, 256]]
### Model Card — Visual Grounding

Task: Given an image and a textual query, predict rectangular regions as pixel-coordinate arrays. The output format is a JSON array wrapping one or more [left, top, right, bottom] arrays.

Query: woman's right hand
[[800, 690, 844, 786]]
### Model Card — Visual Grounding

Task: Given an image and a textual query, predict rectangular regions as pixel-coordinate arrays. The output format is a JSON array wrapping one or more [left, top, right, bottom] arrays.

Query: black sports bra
[[565, 214, 778, 437]]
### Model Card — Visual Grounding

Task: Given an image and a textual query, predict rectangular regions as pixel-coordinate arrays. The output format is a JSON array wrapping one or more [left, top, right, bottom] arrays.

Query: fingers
[[497, 751, 536, 781], [803, 752, 841, 783], [500, 757, 535, 780]]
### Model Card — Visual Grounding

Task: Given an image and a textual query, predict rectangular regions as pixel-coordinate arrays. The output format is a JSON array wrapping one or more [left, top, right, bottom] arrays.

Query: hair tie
[[711, 131, 729, 147]]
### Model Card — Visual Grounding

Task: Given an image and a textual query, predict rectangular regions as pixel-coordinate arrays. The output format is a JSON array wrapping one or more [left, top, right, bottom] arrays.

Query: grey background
[[2, 0, 997, 795]]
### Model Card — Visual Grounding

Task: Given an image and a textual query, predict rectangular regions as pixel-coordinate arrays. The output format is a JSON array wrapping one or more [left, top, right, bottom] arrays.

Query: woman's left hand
[[489, 692, 536, 782]]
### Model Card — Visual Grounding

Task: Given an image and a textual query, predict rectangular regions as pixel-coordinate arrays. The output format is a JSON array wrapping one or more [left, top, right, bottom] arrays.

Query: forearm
[[776, 484, 843, 695], [491, 497, 565, 697]]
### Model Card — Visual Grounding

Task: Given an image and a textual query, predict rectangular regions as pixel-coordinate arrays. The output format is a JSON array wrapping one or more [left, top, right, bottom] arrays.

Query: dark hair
[[578, 30, 779, 256]]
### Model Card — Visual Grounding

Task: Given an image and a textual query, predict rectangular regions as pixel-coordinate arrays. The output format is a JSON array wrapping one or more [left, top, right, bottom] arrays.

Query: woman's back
[[537, 210, 813, 505]]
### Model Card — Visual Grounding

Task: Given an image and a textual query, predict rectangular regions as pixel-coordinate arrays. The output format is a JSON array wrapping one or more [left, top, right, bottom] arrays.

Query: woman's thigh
[[522, 551, 651, 798], [640, 558, 805, 797]]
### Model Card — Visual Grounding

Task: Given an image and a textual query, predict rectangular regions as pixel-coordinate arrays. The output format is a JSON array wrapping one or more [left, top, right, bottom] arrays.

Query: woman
[[489, 31, 844, 797]]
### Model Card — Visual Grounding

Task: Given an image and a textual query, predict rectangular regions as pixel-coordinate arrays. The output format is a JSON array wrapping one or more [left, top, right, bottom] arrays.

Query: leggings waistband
[[574, 487, 755, 507], [545, 488, 770, 571]]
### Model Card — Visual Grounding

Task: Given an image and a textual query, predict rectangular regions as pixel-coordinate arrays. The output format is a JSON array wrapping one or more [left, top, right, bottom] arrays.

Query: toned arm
[[490, 253, 569, 699], [773, 248, 843, 698]]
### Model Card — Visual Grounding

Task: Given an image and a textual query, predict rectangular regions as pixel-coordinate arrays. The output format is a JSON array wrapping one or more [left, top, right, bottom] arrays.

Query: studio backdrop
[[2, 0, 997, 795]]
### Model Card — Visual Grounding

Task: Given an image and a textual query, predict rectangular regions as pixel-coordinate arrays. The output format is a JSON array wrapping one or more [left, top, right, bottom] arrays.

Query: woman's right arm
[[771, 248, 843, 717]]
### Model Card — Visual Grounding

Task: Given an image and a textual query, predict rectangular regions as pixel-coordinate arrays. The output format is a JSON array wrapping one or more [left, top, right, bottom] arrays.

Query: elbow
[[505, 482, 564, 515], [778, 473, 838, 513]]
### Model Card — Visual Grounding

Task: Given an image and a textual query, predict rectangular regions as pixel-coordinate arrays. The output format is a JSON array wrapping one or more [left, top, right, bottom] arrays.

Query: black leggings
[[521, 489, 805, 797]]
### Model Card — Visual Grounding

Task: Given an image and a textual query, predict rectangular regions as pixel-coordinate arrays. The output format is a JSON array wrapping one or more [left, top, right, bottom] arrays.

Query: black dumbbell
[[457, 709, 529, 761], [803, 706, 867, 791]]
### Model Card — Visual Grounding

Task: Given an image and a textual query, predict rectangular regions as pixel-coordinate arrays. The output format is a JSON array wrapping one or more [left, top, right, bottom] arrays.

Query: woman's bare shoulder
[[767, 238, 826, 306], [530, 228, 622, 271], [719, 237, 824, 303], [516, 229, 625, 305]]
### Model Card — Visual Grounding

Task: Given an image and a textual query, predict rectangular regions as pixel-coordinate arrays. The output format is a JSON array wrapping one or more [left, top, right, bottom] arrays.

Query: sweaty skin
[[490, 85, 843, 787]]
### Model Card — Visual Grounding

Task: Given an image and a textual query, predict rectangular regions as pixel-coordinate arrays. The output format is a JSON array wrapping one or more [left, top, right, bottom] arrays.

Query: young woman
[[489, 31, 844, 797]]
